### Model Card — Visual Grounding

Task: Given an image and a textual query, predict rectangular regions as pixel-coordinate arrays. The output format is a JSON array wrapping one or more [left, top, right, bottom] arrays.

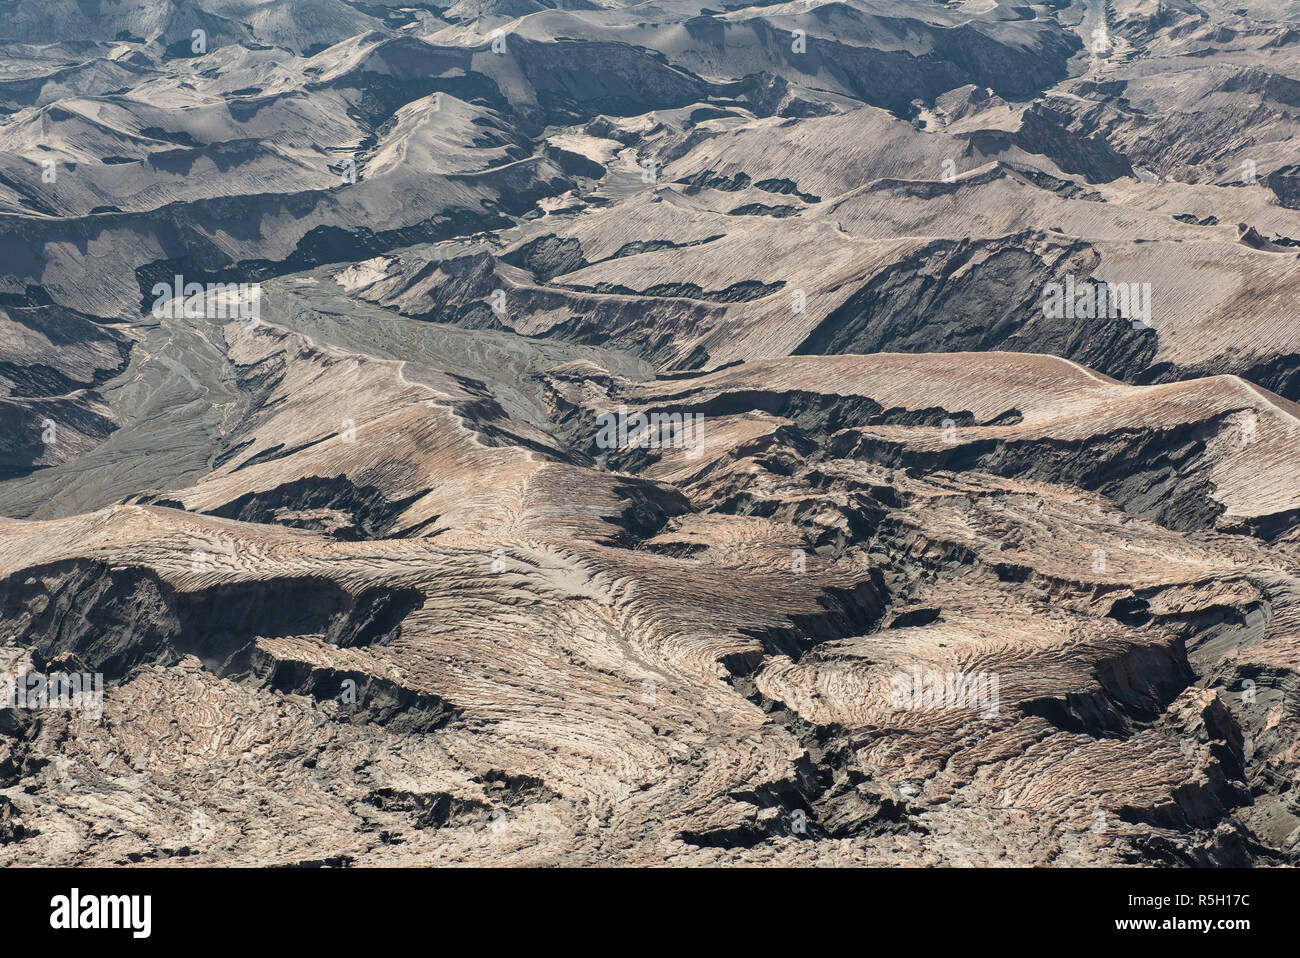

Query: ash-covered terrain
[[0, 0, 1298, 866]]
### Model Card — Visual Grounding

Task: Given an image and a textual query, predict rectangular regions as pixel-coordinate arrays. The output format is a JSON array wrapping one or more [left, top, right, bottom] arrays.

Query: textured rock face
[[0, 0, 1298, 868]]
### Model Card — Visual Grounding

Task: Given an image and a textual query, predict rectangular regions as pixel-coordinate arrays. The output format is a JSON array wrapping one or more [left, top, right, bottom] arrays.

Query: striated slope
[[2, 335, 1298, 865]]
